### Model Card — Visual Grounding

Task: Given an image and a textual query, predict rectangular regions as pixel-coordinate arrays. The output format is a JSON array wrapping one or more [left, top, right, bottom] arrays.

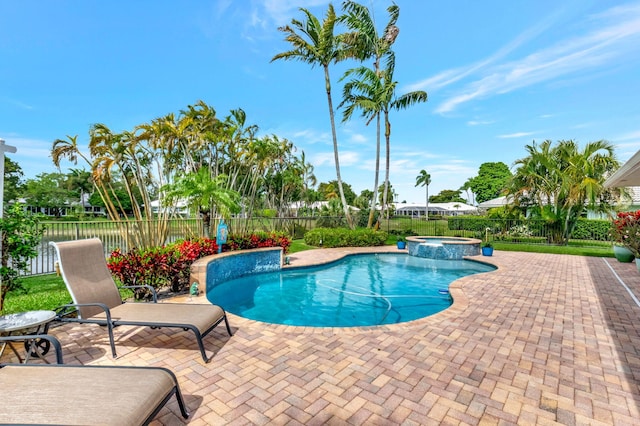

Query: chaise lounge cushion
[[0, 364, 182, 425]]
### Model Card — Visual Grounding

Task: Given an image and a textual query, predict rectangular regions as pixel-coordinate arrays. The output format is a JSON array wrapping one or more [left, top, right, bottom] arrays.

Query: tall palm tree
[[340, 65, 384, 227], [341, 2, 426, 222], [415, 169, 431, 220], [271, 4, 354, 228]]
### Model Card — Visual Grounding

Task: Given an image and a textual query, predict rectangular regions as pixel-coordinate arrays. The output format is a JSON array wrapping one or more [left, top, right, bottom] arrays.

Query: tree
[[468, 162, 512, 203], [65, 168, 93, 207], [321, 180, 356, 205], [162, 168, 240, 236], [24, 173, 73, 217], [272, 4, 354, 228], [353, 189, 374, 210], [0, 203, 46, 312], [506, 139, 621, 244], [415, 170, 431, 219], [340, 1, 426, 227], [3, 156, 24, 203], [430, 190, 466, 203]]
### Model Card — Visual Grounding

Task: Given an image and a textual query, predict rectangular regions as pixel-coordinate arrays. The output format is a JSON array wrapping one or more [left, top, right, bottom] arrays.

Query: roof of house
[[605, 149, 640, 187]]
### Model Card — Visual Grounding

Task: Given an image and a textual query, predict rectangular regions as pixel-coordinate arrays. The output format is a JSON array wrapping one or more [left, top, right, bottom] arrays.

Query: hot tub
[[406, 236, 481, 260]]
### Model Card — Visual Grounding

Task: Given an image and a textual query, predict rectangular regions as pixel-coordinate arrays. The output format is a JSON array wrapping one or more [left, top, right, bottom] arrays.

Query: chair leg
[[193, 330, 211, 363], [174, 386, 190, 419], [107, 322, 118, 358], [223, 313, 233, 336]]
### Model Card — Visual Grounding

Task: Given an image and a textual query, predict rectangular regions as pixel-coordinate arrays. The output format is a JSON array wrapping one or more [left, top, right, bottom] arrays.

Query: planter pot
[[481, 247, 494, 256], [613, 245, 635, 263], [397, 241, 406, 250]]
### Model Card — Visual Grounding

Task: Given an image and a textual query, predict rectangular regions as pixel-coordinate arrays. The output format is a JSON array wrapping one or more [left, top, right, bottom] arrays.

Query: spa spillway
[[406, 236, 481, 260]]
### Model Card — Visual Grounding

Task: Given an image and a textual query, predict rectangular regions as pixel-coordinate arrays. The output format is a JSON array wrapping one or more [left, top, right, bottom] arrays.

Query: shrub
[[304, 228, 387, 248], [226, 231, 291, 253], [107, 233, 291, 298], [572, 218, 612, 241]]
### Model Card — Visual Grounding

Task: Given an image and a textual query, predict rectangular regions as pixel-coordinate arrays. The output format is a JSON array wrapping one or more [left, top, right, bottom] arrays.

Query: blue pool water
[[207, 253, 495, 327]]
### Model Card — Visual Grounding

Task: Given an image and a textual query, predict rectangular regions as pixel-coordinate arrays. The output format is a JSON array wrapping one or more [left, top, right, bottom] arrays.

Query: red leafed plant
[[611, 210, 640, 257], [107, 234, 291, 298]]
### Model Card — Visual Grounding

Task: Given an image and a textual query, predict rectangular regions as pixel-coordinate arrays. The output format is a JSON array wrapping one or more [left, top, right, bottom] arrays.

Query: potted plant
[[612, 243, 635, 262], [611, 210, 640, 266], [481, 227, 494, 256], [481, 241, 494, 256], [396, 236, 407, 250]]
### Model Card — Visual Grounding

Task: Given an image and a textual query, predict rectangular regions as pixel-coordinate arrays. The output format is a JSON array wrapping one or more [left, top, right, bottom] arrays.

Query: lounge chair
[[50, 238, 232, 363], [0, 335, 189, 425]]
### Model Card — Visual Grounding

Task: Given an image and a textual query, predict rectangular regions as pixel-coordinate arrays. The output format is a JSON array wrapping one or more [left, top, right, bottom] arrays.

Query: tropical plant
[[415, 170, 431, 219], [108, 234, 291, 298], [340, 1, 426, 226], [0, 204, 46, 312], [506, 139, 621, 245], [611, 210, 640, 257], [162, 168, 240, 236], [272, 4, 354, 228]]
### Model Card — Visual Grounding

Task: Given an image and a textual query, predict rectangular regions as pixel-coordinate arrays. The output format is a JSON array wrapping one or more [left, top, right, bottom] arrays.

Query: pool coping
[[180, 245, 500, 335]]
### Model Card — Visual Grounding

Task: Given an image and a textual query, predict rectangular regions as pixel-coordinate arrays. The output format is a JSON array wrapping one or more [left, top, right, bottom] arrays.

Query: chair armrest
[[120, 285, 158, 303], [0, 334, 64, 364], [55, 302, 113, 322]]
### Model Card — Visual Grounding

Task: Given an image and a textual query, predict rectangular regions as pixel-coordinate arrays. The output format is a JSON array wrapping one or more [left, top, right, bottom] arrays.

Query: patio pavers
[[10, 249, 640, 425]]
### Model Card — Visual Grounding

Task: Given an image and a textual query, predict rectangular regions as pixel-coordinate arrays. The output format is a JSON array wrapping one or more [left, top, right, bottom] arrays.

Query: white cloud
[[289, 128, 331, 145], [616, 129, 640, 141], [467, 120, 494, 126], [425, 3, 640, 114], [498, 132, 536, 139], [311, 150, 360, 167]]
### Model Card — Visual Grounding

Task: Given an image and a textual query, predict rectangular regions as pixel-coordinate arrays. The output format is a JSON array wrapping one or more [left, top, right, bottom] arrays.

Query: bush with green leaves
[[571, 218, 612, 241], [0, 204, 46, 312], [304, 228, 387, 248], [107, 233, 291, 298]]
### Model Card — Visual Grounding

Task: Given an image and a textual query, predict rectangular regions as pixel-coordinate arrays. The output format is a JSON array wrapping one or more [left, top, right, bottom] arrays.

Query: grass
[[2, 238, 618, 315], [3, 274, 70, 315]]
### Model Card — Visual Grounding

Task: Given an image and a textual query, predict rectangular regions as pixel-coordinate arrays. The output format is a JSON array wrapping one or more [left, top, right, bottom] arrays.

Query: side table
[[0, 310, 56, 363]]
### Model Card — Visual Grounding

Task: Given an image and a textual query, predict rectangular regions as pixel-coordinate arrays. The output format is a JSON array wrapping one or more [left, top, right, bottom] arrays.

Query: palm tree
[[507, 139, 620, 244], [341, 2, 426, 223], [162, 168, 240, 236], [415, 170, 431, 220], [340, 65, 384, 227], [271, 4, 354, 228], [67, 168, 93, 209]]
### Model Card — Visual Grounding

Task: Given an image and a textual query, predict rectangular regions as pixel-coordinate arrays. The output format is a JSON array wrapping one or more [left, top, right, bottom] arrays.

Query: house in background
[[394, 202, 478, 217]]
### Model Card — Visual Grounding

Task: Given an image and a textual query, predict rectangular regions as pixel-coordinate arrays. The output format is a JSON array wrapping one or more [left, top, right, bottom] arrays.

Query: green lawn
[[2, 239, 617, 315]]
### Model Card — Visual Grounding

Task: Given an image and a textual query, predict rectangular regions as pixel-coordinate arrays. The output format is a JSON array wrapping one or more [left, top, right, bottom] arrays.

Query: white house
[[394, 202, 478, 217]]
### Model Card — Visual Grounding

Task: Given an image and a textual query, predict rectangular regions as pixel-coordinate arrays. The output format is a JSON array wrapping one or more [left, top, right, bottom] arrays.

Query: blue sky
[[1, 0, 639, 204]]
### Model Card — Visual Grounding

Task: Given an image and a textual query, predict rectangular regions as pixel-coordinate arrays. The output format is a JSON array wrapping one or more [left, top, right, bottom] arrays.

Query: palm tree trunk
[[368, 113, 381, 228], [382, 112, 391, 221], [324, 65, 353, 229], [426, 184, 429, 221]]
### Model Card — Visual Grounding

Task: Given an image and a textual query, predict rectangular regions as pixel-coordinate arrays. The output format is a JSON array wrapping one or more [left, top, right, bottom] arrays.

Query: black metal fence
[[26, 216, 612, 276]]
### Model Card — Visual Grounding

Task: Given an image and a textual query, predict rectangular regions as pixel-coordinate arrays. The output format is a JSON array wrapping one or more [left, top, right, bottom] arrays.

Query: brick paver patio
[[7, 248, 640, 425]]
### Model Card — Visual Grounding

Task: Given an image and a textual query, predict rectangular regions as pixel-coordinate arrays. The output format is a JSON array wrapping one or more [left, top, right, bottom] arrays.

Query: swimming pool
[[207, 253, 494, 327]]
